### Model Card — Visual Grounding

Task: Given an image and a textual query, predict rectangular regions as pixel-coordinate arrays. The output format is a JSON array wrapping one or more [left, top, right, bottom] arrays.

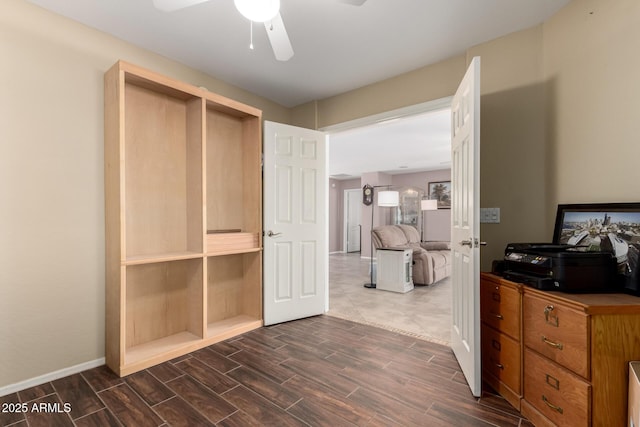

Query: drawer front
[[523, 349, 591, 427], [480, 279, 521, 340], [523, 292, 589, 378], [482, 325, 521, 393]]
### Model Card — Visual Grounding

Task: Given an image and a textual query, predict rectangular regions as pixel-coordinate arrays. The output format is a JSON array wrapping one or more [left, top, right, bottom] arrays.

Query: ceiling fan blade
[[153, 0, 210, 12], [338, 0, 367, 5], [264, 13, 294, 62]]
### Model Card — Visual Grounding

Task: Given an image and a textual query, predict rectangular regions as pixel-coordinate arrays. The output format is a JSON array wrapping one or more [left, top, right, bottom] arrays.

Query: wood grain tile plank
[[280, 356, 359, 397], [228, 350, 296, 384], [80, 365, 124, 392], [427, 400, 516, 427], [51, 373, 104, 419], [125, 370, 175, 406], [98, 383, 164, 427], [346, 383, 433, 427], [73, 408, 121, 427], [17, 382, 55, 403], [221, 385, 308, 427], [225, 366, 301, 409], [153, 396, 215, 427], [147, 362, 184, 383], [206, 340, 243, 357], [231, 336, 290, 365], [173, 357, 237, 394], [165, 374, 236, 424], [0, 393, 26, 426], [22, 395, 74, 427], [285, 375, 373, 426], [191, 347, 240, 373]]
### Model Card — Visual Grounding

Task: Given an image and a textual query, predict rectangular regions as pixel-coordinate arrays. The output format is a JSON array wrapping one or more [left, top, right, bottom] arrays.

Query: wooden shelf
[[105, 61, 263, 377], [207, 315, 263, 340], [125, 251, 203, 265], [122, 331, 202, 375]]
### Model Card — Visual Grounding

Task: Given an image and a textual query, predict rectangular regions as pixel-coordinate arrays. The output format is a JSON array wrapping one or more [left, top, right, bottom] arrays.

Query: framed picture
[[428, 181, 451, 209], [552, 202, 640, 293]]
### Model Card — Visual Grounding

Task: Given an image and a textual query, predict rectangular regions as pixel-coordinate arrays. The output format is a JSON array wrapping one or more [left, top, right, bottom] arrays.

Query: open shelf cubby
[[206, 252, 262, 339], [105, 61, 263, 376]]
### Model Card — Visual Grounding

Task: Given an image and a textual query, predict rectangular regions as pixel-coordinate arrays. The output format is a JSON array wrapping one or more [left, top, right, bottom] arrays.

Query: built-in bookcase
[[105, 61, 262, 376]]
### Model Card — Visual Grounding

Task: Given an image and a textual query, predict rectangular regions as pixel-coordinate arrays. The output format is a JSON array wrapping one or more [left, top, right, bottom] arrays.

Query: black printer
[[503, 242, 618, 292]]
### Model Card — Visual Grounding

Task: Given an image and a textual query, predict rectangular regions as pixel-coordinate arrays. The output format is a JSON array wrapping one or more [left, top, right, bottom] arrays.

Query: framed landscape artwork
[[428, 181, 451, 209]]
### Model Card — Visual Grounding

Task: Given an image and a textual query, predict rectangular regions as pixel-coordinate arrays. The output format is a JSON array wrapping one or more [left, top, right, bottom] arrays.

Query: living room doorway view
[[325, 100, 453, 345]]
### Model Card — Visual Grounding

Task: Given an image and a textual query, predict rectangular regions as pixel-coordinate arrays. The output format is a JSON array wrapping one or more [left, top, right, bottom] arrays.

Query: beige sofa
[[371, 224, 451, 285]]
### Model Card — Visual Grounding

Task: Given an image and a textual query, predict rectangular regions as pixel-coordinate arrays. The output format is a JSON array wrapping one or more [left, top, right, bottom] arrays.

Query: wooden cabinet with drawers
[[521, 288, 640, 427], [481, 273, 640, 426], [480, 273, 523, 410]]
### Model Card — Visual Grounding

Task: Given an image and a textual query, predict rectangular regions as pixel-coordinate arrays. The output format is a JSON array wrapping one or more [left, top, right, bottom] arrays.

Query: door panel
[[450, 57, 481, 397], [263, 121, 328, 325], [346, 189, 362, 252]]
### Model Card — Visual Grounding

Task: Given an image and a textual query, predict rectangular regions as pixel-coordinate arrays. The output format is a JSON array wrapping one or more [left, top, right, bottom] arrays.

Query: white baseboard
[[329, 251, 345, 254], [0, 358, 106, 397]]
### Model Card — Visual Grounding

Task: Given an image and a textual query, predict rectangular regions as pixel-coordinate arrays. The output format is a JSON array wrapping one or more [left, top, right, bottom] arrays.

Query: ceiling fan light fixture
[[234, 0, 280, 23]]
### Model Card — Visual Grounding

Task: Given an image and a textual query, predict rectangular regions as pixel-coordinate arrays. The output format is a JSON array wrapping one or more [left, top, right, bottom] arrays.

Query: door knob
[[267, 230, 282, 237], [460, 240, 472, 247]]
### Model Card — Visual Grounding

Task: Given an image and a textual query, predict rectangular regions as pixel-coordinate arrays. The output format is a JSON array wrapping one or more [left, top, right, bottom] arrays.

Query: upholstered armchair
[[371, 224, 451, 285]]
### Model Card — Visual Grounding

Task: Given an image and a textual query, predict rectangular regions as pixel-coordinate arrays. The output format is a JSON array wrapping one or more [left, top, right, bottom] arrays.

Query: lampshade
[[234, 0, 280, 22], [377, 190, 399, 207], [421, 199, 438, 211]]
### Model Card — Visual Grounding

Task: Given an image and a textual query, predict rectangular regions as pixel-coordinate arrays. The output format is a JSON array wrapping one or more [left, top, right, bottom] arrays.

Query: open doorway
[[323, 98, 453, 344]]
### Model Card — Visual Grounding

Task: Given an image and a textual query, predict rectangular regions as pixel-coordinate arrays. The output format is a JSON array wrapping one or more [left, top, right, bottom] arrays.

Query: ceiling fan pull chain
[[249, 21, 254, 50]]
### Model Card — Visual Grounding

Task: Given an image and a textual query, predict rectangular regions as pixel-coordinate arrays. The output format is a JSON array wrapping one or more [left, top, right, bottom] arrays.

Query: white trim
[[343, 188, 362, 253], [0, 358, 105, 397], [329, 250, 345, 254], [320, 96, 453, 133]]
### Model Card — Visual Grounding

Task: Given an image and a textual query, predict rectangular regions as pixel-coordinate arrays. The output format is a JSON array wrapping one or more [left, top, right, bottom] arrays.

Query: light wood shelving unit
[[105, 61, 263, 376]]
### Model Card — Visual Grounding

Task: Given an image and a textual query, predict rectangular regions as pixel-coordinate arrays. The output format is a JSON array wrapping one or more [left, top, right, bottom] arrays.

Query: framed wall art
[[428, 181, 451, 209]]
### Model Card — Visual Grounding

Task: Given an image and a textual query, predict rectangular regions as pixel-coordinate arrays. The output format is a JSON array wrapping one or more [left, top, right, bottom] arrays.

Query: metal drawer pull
[[542, 336, 564, 350], [490, 358, 504, 370], [490, 312, 504, 320], [542, 395, 563, 414], [544, 304, 559, 327]]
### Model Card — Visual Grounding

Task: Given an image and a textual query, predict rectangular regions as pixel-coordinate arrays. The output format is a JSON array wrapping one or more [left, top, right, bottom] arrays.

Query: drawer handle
[[544, 304, 559, 327], [542, 336, 564, 350], [490, 312, 504, 320], [542, 395, 564, 414], [489, 357, 504, 370]]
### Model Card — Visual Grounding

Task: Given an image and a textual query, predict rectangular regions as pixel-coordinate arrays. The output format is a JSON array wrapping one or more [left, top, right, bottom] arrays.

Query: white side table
[[376, 248, 414, 293]]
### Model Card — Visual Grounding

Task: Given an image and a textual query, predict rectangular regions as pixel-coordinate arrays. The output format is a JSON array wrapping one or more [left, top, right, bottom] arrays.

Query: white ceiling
[[329, 108, 452, 179], [26, 0, 569, 178]]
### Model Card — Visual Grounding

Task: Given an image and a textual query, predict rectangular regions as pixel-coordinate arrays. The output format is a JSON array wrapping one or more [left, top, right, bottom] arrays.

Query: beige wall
[[0, 0, 289, 390], [3, 0, 639, 391], [543, 0, 640, 209]]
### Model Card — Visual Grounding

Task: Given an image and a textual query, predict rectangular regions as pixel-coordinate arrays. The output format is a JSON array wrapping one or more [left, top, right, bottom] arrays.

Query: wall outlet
[[480, 207, 500, 224]]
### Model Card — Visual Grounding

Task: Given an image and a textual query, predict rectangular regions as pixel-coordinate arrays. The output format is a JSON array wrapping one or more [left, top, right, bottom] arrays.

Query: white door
[[263, 121, 328, 325], [345, 189, 361, 252], [450, 57, 481, 397]]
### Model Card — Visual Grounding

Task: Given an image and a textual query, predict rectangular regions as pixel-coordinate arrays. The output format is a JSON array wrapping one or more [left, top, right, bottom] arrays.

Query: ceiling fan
[[152, 0, 368, 62]]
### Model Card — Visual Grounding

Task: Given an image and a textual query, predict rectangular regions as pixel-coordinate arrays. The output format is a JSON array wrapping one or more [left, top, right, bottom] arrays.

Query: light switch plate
[[480, 207, 500, 224]]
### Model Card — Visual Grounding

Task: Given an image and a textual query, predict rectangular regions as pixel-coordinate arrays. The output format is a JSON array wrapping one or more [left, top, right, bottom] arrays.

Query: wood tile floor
[[1, 316, 531, 426]]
